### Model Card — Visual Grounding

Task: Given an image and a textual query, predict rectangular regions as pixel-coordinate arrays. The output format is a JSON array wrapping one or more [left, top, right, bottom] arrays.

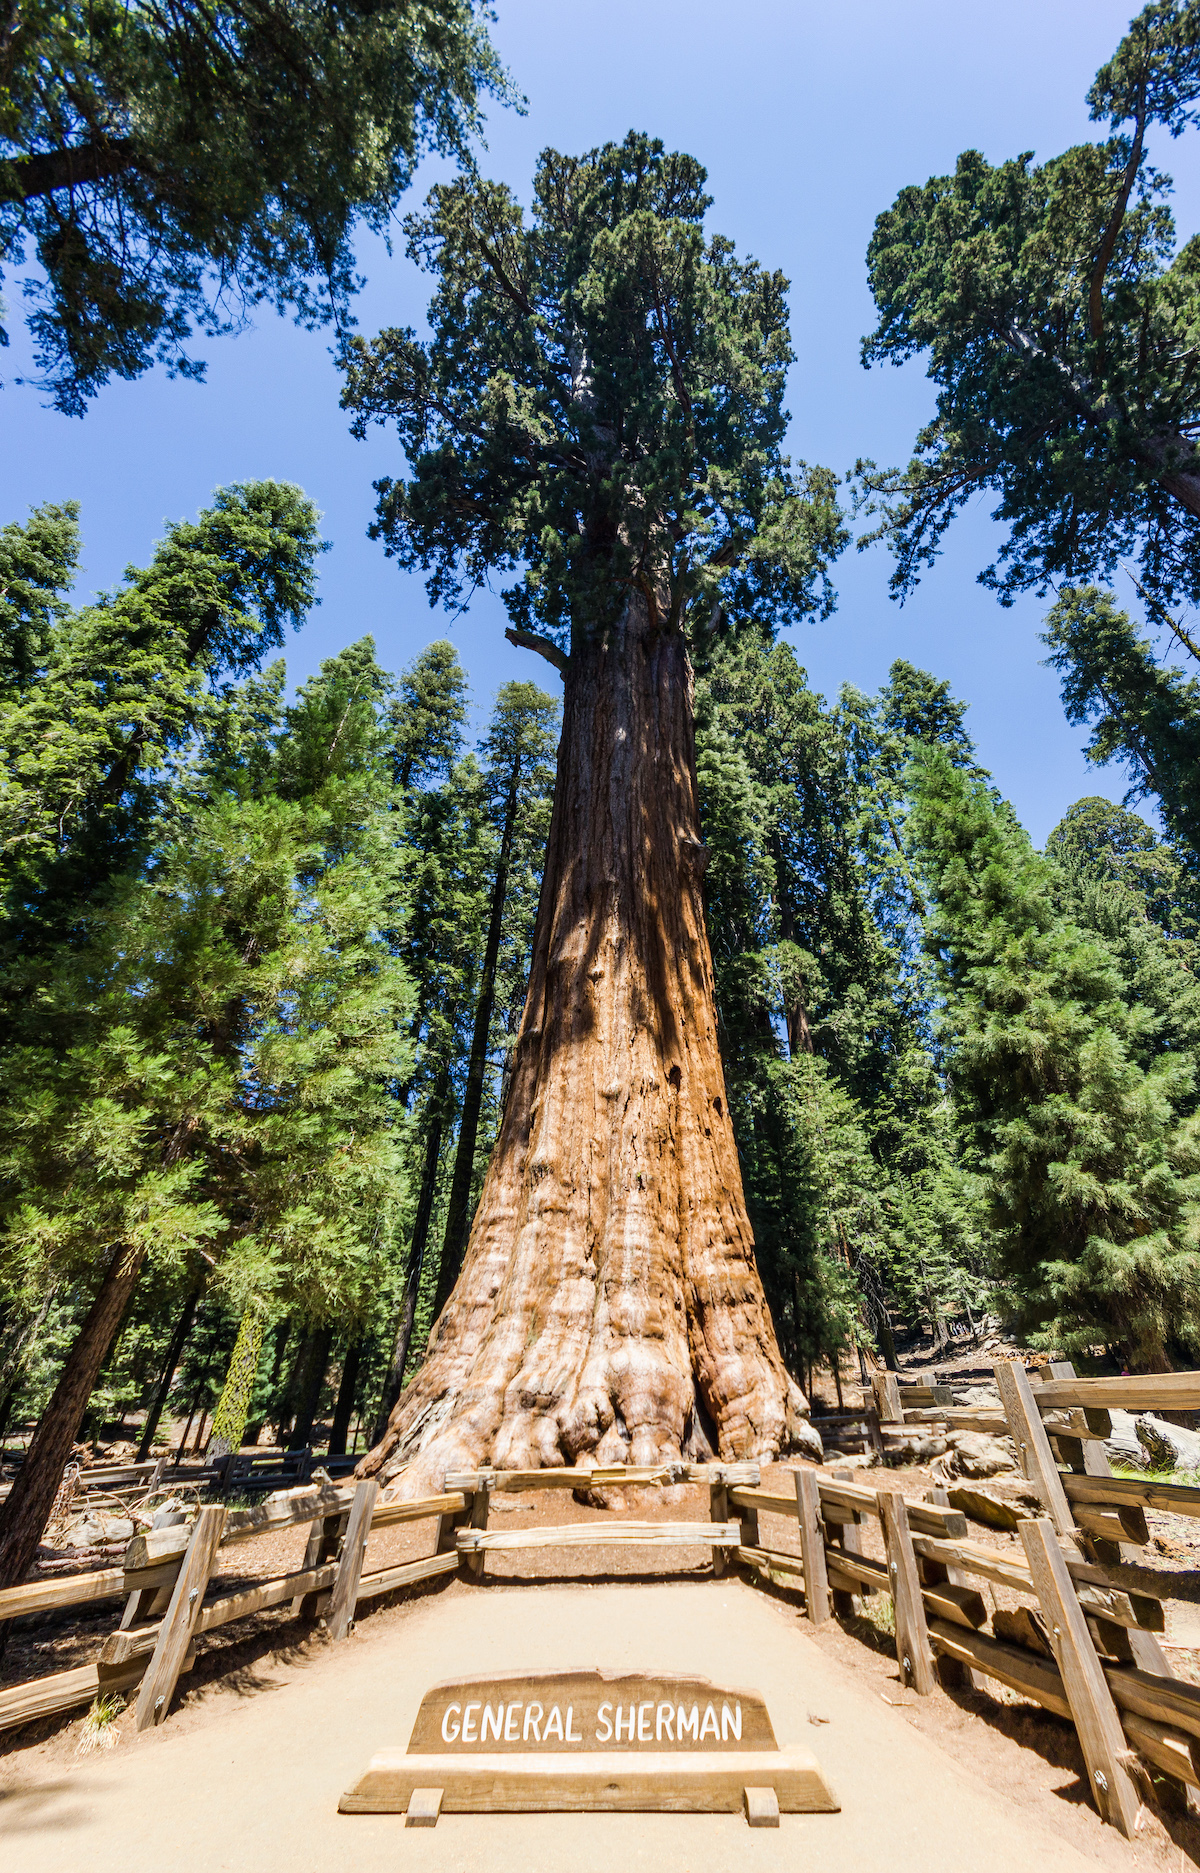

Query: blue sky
[[3, 0, 1194, 843]]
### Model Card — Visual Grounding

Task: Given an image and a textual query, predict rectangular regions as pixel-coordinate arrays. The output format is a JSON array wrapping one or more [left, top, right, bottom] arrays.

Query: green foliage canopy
[[1, 0, 511, 412], [859, 2, 1200, 612], [910, 746, 1200, 1363], [340, 132, 845, 665]]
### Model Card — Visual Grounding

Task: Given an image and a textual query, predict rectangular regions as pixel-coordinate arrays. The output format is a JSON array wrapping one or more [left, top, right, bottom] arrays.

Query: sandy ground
[[0, 1573, 1175, 1873]]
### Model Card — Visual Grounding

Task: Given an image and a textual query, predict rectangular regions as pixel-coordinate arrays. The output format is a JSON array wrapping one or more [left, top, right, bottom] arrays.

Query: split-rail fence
[[2, 1356, 1198, 1840]]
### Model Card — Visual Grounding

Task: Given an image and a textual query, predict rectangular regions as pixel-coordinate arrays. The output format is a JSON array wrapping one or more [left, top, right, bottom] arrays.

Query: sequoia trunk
[[361, 597, 815, 1492]]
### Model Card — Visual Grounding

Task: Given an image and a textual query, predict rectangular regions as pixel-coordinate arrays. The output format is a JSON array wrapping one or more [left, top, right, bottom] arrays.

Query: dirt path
[[0, 1576, 1150, 1873]]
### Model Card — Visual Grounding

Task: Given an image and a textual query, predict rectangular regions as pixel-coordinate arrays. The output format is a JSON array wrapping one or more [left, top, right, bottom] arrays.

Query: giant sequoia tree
[[859, 0, 1200, 611], [342, 133, 843, 1488]]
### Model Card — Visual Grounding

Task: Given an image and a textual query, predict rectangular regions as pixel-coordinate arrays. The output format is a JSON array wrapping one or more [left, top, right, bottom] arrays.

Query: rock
[[822, 1451, 878, 1470], [953, 1385, 1003, 1409], [64, 1511, 135, 1547], [1103, 1407, 1147, 1471], [1136, 1414, 1200, 1473], [943, 1430, 1015, 1478], [63, 1516, 106, 1549], [792, 1416, 825, 1465], [946, 1486, 1022, 1531]]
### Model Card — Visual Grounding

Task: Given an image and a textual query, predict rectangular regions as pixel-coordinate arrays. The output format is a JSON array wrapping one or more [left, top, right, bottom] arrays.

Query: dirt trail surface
[[0, 1576, 1154, 1873]]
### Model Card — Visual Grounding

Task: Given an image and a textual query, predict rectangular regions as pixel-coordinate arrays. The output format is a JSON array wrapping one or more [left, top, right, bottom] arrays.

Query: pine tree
[[1044, 585, 1200, 879], [3, 0, 511, 412], [695, 635, 990, 1370], [909, 748, 1200, 1366], [0, 510, 411, 1583], [860, 2, 1200, 612], [368, 641, 484, 1435]]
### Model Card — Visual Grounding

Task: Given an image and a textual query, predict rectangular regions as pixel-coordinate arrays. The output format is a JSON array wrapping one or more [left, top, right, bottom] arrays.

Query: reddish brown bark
[[361, 596, 817, 1494], [0, 1244, 145, 1591]]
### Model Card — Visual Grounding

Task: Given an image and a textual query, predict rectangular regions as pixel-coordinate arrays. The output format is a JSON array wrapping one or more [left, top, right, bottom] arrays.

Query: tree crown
[[859, 2, 1200, 611], [340, 131, 844, 668], [1, 0, 513, 413]]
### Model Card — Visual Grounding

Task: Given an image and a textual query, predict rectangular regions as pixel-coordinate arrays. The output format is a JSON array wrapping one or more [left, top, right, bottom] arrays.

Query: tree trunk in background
[[360, 597, 816, 1495], [432, 746, 522, 1322], [0, 1244, 144, 1590], [136, 1285, 201, 1460], [287, 1324, 334, 1451], [246, 1318, 291, 1445], [329, 1337, 364, 1456], [274, 1328, 311, 1446], [371, 1069, 452, 1440]]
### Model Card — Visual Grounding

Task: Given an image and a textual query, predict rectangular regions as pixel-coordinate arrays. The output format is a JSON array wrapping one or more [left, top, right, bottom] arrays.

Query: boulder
[[993, 1605, 1055, 1657], [944, 1430, 1014, 1478], [1136, 1414, 1200, 1473], [1103, 1407, 1147, 1471], [792, 1415, 825, 1465]]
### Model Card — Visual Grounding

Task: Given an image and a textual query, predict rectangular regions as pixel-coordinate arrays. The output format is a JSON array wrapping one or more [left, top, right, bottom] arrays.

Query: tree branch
[[9, 140, 139, 199], [504, 626, 568, 675], [1090, 86, 1147, 358]]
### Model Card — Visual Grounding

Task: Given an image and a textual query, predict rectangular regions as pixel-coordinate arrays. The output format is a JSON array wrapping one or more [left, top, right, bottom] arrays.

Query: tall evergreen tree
[[369, 643, 483, 1434], [431, 680, 558, 1324], [342, 133, 844, 1489], [696, 635, 989, 1370], [1044, 584, 1200, 881], [860, 1, 1200, 613], [909, 748, 1200, 1367], [0, 501, 411, 1584]]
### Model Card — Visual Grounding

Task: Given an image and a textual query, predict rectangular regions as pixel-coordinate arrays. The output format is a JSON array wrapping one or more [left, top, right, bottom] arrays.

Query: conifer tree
[[1044, 585, 1200, 874], [2, 0, 512, 412], [860, 1, 1200, 612], [431, 680, 558, 1322], [343, 134, 843, 1488], [0, 503, 409, 1583], [909, 748, 1200, 1366]]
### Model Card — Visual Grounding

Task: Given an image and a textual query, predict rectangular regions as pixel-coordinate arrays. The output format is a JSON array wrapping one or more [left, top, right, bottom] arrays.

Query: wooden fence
[[3, 1361, 1200, 1838]]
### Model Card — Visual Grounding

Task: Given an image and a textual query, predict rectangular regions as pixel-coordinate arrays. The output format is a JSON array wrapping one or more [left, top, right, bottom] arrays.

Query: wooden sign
[[408, 1669, 777, 1753], [339, 1669, 839, 1827]]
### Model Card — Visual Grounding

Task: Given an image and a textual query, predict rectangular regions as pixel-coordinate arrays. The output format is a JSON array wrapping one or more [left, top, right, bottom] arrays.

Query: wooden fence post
[[828, 1467, 866, 1617], [1036, 1362, 1173, 1678], [1020, 1517, 1141, 1837], [993, 1360, 1076, 1539], [435, 1480, 476, 1568], [326, 1479, 378, 1640], [709, 1472, 730, 1579], [465, 1477, 491, 1580], [294, 1505, 348, 1619], [871, 1371, 901, 1423], [878, 1490, 936, 1695], [794, 1469, 830, 1626], [923, 1488, 985, 1694], [135, 1504, 226, 1731]]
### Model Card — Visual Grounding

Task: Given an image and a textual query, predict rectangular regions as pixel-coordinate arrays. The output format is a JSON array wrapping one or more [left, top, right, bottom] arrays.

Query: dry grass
[[75, 1693, 124, 1755]]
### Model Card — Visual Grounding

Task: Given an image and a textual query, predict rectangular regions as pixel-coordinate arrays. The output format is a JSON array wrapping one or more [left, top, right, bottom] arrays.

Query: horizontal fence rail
[[3, 1362, 1200, 1837]]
